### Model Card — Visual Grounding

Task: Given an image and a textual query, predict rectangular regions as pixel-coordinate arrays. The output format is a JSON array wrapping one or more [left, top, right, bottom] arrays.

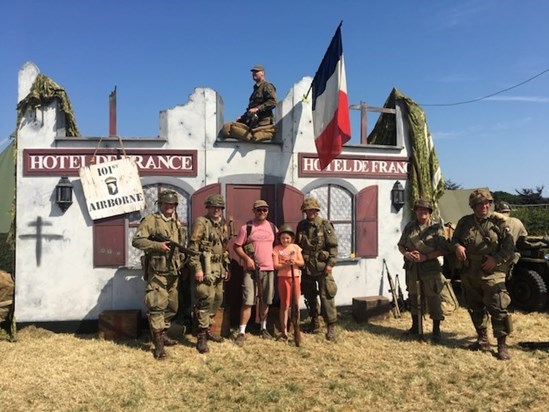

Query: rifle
[[383, 259, 401, 318], [395, 274, 406, 312], [147, 233, 198, 267], [415, 264, 424, 339], [242, 111, 259, 128], [290, 260, 301, 347]]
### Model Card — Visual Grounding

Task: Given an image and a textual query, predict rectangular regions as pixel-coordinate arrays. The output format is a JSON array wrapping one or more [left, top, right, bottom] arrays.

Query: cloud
[[485, 96, 549, 103], [430, 1, 490, 29]]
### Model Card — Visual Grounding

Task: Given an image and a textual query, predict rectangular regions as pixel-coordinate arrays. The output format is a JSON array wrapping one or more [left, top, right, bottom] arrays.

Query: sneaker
[[235, 333, 245, 347], [260, 329, 272, 339]]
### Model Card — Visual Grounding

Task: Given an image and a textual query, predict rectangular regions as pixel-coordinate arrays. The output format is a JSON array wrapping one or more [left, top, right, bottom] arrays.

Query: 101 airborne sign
[[79, 157, 145, 220]]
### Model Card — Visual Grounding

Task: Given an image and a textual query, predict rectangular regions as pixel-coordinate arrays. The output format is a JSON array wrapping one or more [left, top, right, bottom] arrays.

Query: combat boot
[[468, 328, 491, 351], [309, 316, 321, 334], [431, 320, 441, 343], [325, 323, 336, 341], [206, 327, 224, 343], [497, 336, 511, 360], [152, 330, 167, 360], [405, 315, 419, 336], [162, 331, 178, 346], [196, 328, 210, 354]]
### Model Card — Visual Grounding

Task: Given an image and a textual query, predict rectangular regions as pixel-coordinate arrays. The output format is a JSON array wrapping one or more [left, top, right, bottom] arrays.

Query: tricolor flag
[[311, 23, 351, 170]]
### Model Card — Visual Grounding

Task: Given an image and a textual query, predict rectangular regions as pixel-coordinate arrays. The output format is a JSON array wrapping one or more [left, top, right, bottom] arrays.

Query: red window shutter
[[93, 215, 126, 267], [191, 183, 221, 223], [276, 183, 304, 231], [356, 185, 378, 258]]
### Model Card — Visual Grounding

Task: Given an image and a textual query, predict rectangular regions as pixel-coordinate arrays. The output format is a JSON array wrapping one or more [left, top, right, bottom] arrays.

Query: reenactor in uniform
[[494, 201, 528, 247], [132, 190, 187, 360], [187, 194, 230, 354], [237, 64, 277, 128], [397, 199, 451, 342], [296, 197, 339, 341], [452, 189, 515, 360]]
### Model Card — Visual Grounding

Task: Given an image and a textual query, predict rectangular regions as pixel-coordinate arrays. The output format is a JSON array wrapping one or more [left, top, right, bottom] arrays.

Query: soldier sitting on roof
[[220, 64, 277, 142]]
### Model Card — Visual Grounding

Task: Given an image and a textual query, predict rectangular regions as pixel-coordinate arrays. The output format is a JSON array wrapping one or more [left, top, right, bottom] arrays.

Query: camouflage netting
[[0, 270, 15, 341], [16, 73, 81, 137], [369, 88, 445, 215]]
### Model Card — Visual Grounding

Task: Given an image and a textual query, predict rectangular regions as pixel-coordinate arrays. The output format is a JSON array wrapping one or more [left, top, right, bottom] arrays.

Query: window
[[307, 184, 353, 258], [94, 183, 190, 268]]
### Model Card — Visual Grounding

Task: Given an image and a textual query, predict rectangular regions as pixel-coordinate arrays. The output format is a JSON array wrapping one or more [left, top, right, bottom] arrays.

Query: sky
[[1, 0, 548, 196]]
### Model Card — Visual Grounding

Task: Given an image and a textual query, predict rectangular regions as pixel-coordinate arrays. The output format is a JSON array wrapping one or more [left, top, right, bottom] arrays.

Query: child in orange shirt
[[272, 224, 304, 341]]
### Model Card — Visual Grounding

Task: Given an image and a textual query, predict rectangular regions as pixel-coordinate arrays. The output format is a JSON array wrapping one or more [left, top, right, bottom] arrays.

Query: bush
[[512, 207, 549, 236]]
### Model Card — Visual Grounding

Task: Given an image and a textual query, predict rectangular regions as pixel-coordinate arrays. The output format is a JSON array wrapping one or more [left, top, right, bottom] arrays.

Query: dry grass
[[1, 307, 549, 412]]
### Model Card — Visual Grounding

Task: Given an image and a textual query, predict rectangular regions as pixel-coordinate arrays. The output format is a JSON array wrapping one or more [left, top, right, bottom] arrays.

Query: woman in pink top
[[272, 224, 305, 341]]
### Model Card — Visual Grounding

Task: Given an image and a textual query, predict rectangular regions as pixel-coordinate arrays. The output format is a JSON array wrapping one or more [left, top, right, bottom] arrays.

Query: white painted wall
[[15, 62, 411, 322]]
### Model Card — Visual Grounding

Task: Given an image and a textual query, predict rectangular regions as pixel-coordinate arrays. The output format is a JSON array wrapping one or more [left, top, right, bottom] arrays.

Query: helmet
[[495, 201, 511, 213], [413, 198, 433, 213], [205, 194, 225, 208], [278, 224, 295, 238], [158, 190, 178, 204], [301, 197, 321, 212], [468, 189, 493, 208]]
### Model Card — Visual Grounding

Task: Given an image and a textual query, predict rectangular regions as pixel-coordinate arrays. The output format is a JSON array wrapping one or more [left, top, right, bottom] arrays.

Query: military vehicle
[[507, 237, 549, 311]]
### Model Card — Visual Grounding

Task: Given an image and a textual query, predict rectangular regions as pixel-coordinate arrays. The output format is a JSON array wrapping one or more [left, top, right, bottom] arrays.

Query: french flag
[[311, 23, 351, 170]]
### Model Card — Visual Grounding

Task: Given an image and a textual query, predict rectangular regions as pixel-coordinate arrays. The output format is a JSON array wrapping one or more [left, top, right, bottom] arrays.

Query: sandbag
[[251, 124, 276, 141], [0, 270, 14, 322]]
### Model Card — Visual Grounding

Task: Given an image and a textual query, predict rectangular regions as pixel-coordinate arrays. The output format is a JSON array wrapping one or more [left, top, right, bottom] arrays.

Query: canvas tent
[[0, 140, 16, 234]]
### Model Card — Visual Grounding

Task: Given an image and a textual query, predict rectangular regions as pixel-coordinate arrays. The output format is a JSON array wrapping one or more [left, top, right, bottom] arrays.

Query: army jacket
[[452, 212, 515, 268], [244, 80, 277, 123], [296, 216, 338, 274], [398, 219, 451, 272], [132, 212, 186, 274], [188, 215, 229, 275]]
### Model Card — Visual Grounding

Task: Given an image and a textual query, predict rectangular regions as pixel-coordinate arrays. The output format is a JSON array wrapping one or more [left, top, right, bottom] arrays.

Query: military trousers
[[301, 272, 337, 324], [406, 267, 445, 321], [194, 262, 224, 329], [461, 263, 511, 338], [145, 273, 179, 331]]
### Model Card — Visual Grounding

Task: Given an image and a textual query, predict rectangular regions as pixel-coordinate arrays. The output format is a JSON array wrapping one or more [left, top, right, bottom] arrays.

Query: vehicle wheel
[[509, 268, 548, 311]]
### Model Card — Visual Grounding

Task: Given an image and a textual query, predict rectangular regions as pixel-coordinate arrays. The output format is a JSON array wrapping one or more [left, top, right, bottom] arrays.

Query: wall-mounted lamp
[[391, 180, 405, 212], [55, 176, 73, 212]]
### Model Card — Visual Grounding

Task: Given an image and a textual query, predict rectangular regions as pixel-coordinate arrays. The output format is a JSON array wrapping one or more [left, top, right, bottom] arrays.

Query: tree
[[516, 186, 545, 205], [444, 179, 462, 190], [493, 191, 519, 205]]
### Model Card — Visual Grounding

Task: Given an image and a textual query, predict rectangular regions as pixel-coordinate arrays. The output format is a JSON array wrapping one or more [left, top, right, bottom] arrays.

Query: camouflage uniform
[[398, 218, 450, 322], [296, 198, 338, 338], [240, 79, 277, 127], [188, 194, 229, 352], [132, 190, 186, 359], [452, 189, 515, 359]]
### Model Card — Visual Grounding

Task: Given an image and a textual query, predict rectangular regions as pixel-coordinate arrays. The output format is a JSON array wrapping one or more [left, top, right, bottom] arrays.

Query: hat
[[301, 197, 321, 211], [205, 194, 225, 208], [468, 189, 493, 208], [250, 64, 265, 72], [158, 190, 179, 204], [413, 199, 433, 213], [495, 201, 511, 213], [253, 199, 269, 209]]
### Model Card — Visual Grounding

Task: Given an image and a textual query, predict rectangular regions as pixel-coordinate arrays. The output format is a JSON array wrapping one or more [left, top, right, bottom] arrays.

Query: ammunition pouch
[[243, 243, 255, 256]]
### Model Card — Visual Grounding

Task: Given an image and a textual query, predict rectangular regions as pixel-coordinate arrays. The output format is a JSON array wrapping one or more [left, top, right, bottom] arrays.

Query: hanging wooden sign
[[79, 157, 145, 220]]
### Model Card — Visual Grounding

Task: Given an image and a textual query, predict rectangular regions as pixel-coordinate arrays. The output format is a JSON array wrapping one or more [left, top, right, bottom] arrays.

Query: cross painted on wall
[[19, 216, 64, 266]]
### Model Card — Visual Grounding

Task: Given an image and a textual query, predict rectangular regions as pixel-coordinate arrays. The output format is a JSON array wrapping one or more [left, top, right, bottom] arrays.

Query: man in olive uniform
[[132, 190, 187, 360], [397, 199, 451, 342], [188, 194, 230, 354], [452, 189, 515, 360], [237, 64, 277, 128], [494, 201, 528, 247], [296, 196, 339, 341]]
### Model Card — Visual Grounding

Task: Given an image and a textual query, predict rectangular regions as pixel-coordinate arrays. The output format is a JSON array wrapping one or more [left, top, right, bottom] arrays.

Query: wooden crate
[[98, 310, 141, 340], [352, 296, 391, 323]]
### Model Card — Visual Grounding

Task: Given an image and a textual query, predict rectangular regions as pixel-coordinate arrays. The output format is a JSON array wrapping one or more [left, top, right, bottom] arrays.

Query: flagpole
[[303, 21, 343, 101]]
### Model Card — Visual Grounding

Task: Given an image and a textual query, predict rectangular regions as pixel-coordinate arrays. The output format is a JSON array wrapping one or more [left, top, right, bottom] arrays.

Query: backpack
[[245, 220, 277, 246]]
